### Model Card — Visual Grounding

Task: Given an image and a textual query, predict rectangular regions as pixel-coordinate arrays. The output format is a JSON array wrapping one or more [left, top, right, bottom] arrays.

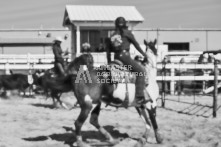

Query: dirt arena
[[0, 93, 221, 147]]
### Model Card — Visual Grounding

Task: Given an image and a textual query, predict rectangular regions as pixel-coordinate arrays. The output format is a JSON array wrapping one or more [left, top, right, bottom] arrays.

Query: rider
[[52, 36, 68, 76], [110, 16, 149, 105]]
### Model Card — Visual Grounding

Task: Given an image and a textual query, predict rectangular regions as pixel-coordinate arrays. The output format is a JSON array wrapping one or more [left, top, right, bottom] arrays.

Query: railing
[[157, 63, 221, 94], [1, 53, 220, 94], [0, 63, 54, 70], [1, 62, 220, 92], [163, 51, 203, 63], [0, 51, 203, 64], [0, 54, 71, 64], [89, 51, 203, 64]]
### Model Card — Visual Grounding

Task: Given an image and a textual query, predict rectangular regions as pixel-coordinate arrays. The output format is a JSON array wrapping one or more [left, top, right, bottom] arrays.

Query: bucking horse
[[68, 39, 163, 147]]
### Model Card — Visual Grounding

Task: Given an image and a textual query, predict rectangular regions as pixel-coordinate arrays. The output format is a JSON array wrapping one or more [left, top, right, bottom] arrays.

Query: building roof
[[63, 5, 144, 26], [0, 38, 54, 46]]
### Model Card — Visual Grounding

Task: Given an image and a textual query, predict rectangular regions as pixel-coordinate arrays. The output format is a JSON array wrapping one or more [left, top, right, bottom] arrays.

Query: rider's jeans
[[55, 62, 65, 76], [115, 51, 145, 98]]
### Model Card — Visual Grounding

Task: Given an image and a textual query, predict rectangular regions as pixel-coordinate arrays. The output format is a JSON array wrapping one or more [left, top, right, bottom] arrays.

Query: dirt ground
[[0, 93, 221, 147]]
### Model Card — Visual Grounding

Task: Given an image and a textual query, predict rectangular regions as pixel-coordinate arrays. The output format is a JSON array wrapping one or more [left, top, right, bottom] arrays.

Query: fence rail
[[0, 54, 71, 64], [1, 62, 220, 78], [1, 52, 219, 117], [1, 53, 220, 95]]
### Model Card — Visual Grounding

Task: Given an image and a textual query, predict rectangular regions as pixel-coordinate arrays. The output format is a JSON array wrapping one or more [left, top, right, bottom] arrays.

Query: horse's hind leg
[[74, 95, 93, 147], [147, 106, 163, 144], [56, 93, 69, 109], [51, 92, 59, 108], [89, 102, 117, 144]]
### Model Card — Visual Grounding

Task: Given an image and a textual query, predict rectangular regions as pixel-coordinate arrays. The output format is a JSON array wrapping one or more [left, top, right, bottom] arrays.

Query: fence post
[[4, 61, 10, 75], [170, 63, 175, 94], [161, 62, 166, 107], [27, 53, 31, 66], [213, 60, 218, 118]]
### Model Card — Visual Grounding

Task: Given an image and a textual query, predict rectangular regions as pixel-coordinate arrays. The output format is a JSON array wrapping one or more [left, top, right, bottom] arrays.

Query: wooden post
[[27, 53, 31, 66], [170, 63, 175, 94], [213, 60, 218, 118], [76, 25, 81, 56], [161, 62, 166, 107], [71, 25, 76, 59], [5, 62, 10, 75]]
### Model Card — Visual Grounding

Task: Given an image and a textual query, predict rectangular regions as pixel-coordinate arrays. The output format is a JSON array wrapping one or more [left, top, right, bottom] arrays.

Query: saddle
[[109, 60, 136, 84], [48, 67, 65, 78], [48, 68, 58, 78], [50, 63, 68, 78], [107, 60, 148, 108], [109, 60, 148, 85]]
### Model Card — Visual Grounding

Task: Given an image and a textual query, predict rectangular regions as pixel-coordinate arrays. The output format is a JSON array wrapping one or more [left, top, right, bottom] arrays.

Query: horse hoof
[[155, 131, 163, 144], [142, 129, 151, 142], [60, 102, 69, 109], [138, 137, 146, 145], [108, 138, 120, 145], [73, 141, 91, 147]]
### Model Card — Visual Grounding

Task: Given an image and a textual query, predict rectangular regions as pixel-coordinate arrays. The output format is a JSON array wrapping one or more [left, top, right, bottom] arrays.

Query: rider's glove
[[143, 56, 148, 63]]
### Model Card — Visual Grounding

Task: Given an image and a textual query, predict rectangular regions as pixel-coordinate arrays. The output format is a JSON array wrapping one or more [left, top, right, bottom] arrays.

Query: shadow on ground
[[31, 103, 55, 109], [23, 125, 129, 147]]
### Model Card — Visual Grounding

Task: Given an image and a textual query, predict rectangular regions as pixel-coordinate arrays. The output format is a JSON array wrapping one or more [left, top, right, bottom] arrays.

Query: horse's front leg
[[74, 95, 93, 147], [89, 101, 118, 145], [135, 105, 152, 143], [146, 106, 163, 144], [21, 88, 26, 97]]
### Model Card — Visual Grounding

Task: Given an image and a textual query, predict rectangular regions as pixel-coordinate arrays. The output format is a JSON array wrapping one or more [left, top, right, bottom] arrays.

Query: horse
[[143, 39, 159, 109], [35, 53, 94, 108], [68, 39, 163, 147], [35, 71, 73, 108], [0, 72, 39, 98]]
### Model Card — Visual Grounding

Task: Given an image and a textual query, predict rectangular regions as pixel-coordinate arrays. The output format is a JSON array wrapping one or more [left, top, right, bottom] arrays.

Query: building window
[[163, 42, 189, 51], [80, 30, 108, 52]]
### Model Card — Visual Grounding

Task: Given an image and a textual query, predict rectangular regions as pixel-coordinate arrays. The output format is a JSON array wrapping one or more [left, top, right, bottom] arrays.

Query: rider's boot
[[136, 96, 146, 105], [122, 91, 129, 108], [136, 90, 152, 105]]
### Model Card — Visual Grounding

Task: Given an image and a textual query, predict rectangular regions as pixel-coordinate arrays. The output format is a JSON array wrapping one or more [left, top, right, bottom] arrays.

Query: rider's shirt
[[52, 43, 64, 63], [111, 29, 146, 57]]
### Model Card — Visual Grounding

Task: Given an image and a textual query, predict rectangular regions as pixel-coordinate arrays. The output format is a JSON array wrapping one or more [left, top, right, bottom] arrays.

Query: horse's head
[[144, 39, 158, 56], [198, 53, 208, 64], [68, 53, 94, 74]]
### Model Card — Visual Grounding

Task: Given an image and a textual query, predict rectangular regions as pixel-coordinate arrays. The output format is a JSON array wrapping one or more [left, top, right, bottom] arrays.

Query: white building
[[63, 5, 144, 62]]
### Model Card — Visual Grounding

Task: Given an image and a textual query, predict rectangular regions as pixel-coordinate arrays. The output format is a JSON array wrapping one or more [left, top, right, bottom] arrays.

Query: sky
[[0, 0, 221, 29]]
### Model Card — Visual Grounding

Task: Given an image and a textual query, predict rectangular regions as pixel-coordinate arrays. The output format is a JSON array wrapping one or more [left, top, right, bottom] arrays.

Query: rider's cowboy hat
[[54, 36, 64, 42]]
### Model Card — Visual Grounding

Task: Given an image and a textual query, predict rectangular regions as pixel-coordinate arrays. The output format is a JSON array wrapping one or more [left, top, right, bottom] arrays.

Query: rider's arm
[[62, 54, 69, 60], [126, 31, 147, 57], [53, 44, 68, 59], [62, 50, 69, 59], [105, 38, 112, 63]]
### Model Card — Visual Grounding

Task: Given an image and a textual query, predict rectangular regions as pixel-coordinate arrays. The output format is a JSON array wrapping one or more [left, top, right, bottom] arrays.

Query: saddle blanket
[[113, 83, 136, 103]]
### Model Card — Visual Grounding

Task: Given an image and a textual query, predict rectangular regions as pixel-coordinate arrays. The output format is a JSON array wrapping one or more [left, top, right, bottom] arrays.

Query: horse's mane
[[68, 53, 94, 74], [198, 54, 204, 63]]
